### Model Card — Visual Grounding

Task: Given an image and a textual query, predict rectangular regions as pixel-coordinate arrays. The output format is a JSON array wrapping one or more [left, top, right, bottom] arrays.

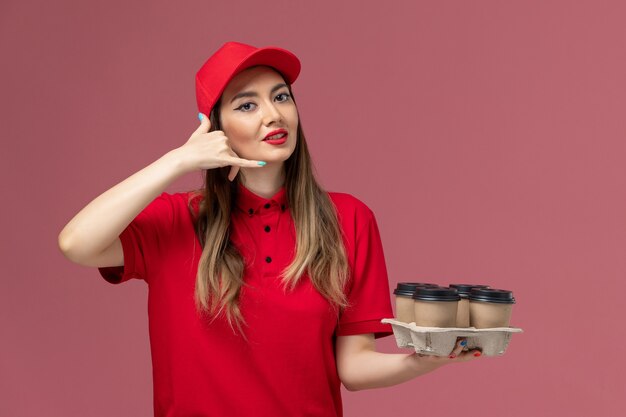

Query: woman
[[58, 41, 481, 417]]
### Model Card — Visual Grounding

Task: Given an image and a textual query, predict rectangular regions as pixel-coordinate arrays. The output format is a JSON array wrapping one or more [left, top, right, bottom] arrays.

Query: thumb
[[196, 112, 211, 133]]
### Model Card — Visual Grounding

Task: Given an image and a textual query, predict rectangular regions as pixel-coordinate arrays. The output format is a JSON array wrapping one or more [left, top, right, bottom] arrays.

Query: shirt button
[[264, 203, 271, 209], [248, 208, 254, 215], [281, 204, 286, 211], [265, 256, 272, 263], [264, 225, 271, 232]]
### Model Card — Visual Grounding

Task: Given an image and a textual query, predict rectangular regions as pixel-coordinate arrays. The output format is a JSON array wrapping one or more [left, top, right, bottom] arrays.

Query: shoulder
[[327, 191, 376, 227], [142, 190, 202, 218], [328, 191, 371, 212], [149, 190, 199, 206]]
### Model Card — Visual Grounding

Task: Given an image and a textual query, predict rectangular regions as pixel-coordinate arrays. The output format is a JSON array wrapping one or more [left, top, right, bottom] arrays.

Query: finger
[[228, 165, 239, 182], [448, 337, 468, 359], [455, 348, 482, 362], [227, 157, 267, 168], [470, 349, 482, 358], [195, 113, 211, 134]]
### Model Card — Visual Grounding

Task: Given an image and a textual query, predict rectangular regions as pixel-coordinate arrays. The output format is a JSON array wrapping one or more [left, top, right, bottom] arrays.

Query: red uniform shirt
[[98, 183, 394, 417]]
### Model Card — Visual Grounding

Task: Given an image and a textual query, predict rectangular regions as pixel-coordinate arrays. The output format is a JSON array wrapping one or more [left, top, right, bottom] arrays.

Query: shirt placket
[[256, 201, 282, 276]]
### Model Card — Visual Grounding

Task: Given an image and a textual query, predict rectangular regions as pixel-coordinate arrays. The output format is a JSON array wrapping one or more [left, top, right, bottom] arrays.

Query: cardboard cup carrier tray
[[381, 318, 523, 357]]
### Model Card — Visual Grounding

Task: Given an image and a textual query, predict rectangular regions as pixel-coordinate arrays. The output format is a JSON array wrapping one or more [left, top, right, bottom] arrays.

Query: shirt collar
[[236, 182, 288, 215]]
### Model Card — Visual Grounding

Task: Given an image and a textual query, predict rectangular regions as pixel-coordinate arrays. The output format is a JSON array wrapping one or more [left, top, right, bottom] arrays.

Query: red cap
[[195, 41, 301, 117]]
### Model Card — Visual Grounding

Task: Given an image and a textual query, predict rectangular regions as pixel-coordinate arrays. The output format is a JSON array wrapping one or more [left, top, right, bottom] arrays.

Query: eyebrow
[[229, 83, 289, 104]]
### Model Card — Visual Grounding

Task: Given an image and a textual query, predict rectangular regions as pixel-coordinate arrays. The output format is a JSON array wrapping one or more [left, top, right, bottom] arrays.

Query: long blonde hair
[[187, 83, 350, 337]]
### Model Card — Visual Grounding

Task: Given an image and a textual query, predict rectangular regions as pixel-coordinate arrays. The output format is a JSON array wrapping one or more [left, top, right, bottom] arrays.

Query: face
[[219, 66, 299, 165]]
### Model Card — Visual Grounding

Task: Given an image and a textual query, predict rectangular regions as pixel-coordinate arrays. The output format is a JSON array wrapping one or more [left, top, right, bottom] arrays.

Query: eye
[[275, 92, 291, 102], [235, 102, 256, 112]]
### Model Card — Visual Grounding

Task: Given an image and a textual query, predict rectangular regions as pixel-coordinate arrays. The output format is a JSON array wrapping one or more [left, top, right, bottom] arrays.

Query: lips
[[263, 129, 288, 141]]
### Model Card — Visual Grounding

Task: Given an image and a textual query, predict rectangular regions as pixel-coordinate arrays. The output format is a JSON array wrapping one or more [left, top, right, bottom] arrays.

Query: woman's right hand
[[175, 113, 266, 181]]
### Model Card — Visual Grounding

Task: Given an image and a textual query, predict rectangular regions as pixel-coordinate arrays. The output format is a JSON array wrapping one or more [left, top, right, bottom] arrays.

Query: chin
[[262, 148, 295, 160], [263, 154, 292, 164]]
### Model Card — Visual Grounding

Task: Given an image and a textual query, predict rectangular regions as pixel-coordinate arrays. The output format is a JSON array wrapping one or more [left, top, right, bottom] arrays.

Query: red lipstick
[[263, 129, 288, 145], [263, 129, 288, 140]]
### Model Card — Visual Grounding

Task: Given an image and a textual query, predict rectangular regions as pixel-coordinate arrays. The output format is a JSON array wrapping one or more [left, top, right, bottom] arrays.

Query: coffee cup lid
[[449, 284, 491, 298], [412, 287, 461, 302], [393, 282, 440, 297], [469, 288, 516, 304]]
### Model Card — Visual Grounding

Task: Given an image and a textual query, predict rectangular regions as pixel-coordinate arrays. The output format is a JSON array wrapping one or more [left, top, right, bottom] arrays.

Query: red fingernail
[[449, 354, 456, 359], [474, 352, 482, 357]]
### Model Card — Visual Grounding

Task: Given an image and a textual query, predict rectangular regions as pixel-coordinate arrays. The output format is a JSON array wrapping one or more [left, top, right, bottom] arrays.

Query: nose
[[261, 101, 283, 126]]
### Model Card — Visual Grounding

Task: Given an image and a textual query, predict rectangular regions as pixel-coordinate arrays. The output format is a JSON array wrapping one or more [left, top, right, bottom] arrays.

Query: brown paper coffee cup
[[456, 298, 470, 328], [449, 284, 490, 328], [412, 287, 460, 327], [469, 288, 515, 328], [393, 282, 439, 323]]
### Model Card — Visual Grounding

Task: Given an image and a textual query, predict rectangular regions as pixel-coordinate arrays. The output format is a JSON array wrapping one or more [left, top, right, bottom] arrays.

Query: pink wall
[[2, 0, 625, 416]]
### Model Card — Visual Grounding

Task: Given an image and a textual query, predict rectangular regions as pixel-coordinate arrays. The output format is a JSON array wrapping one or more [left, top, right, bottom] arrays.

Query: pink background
[[2, 0, 625, 416]]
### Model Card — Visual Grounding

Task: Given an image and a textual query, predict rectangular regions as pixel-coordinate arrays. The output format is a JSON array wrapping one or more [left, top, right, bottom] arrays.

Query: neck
[[239, 161, 286, 198]]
